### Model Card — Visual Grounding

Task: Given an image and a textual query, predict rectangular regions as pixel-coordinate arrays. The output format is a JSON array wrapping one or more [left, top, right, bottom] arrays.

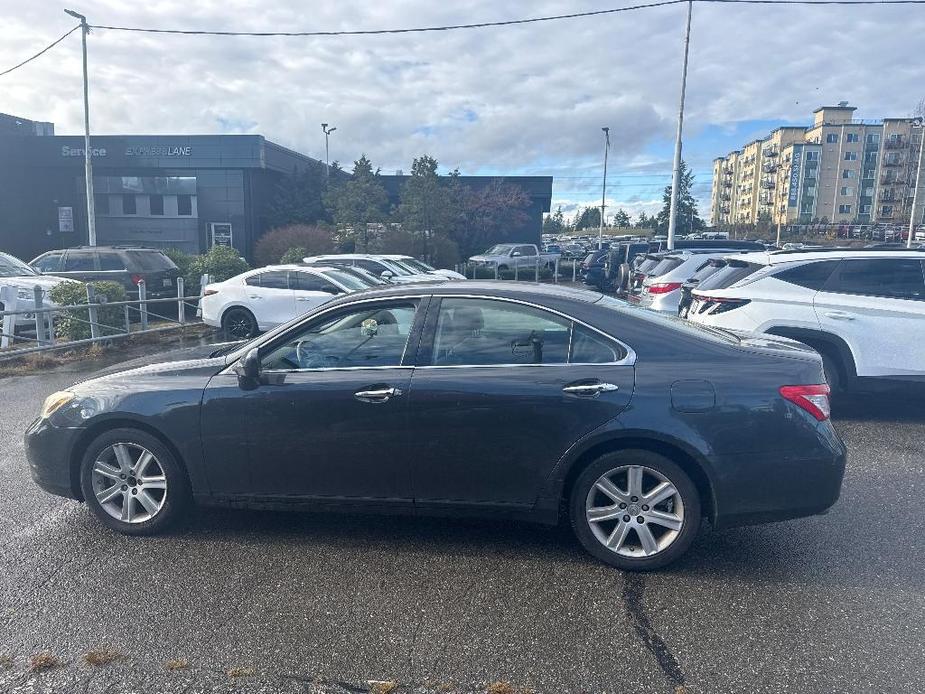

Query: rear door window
[[98, 251, 126, 271], [822, 258, 925, 300], [291, 271, 339, 293], [124, 251, 176, 272], [252, 271, 290, 289], [63, 251, 96, 271]]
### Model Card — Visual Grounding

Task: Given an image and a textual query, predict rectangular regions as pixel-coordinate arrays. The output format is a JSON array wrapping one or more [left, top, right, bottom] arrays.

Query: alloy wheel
[[585, 464, 685, 558], [90, 443, 168, 524], [224, 309, 256, 339]]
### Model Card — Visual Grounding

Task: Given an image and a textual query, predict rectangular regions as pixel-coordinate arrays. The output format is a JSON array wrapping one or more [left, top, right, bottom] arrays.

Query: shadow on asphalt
[[832, 383, 925, 422]]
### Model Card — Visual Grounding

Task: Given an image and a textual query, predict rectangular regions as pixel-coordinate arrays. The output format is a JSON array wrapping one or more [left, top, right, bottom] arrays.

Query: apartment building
[[711, 103, 925, 228]]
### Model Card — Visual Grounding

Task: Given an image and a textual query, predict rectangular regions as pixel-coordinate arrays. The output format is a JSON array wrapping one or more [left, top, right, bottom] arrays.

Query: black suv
[[30, 246, 181, 299]]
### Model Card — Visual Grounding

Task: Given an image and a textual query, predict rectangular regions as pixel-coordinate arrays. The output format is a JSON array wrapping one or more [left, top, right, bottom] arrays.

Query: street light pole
[[65, 9, 96, 246], [599, 127, 610, 250], [666, 0, 693, 251], [908, 126, 924, 248], [321, 123, 336, 183]]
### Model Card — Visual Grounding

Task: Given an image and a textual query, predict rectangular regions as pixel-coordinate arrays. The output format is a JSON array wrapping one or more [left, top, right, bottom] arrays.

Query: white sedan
[[200, 264, 376, 339], [303, 254, 448, 284]]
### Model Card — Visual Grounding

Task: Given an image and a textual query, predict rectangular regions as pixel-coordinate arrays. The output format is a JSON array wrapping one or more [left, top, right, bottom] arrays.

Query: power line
[[0, 25, 80, 77], [85, 0, 925, 37]]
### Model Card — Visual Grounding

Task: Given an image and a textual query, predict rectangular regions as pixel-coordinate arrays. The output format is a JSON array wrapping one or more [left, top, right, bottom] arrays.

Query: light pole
[[666, 0, 693, 251], [321, 123, 336, 183], [65, 8, 96, 246], [599, 127, 610, 250], [908, 125, 924, 248]]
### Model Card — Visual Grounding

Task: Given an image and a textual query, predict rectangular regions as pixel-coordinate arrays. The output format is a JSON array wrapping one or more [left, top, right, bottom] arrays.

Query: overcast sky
[[2, 1, 923, 221]]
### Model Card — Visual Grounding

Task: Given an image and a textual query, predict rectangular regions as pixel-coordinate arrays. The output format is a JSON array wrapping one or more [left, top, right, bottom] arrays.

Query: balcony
[[720, 205, 730, 214], [884, 137, 905, 149], [883, 158, 903, 167], [879, 191, 898, 202], [763, 147, 778, 158], [761, 179, 775, 189], [721, 193, 731, 201], [762, 162, 778, 173], [881, 173, 900, 185], [722, 180, 733, 188]]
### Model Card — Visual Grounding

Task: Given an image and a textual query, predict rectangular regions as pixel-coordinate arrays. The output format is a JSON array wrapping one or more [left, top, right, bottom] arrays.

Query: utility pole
[[666, 0, 693, 251], [908, 126, 924, 248], [65, 9, 96, 246], [321, 123, 336, 183], [599, 127, 610, 250]]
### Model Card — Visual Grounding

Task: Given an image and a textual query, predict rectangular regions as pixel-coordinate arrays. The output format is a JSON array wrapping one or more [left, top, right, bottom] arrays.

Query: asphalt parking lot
[[1, 347, 923, 694]]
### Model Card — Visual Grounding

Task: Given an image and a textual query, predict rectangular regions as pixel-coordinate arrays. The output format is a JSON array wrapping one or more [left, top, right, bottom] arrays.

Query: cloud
[[2, 0, 923, 216]]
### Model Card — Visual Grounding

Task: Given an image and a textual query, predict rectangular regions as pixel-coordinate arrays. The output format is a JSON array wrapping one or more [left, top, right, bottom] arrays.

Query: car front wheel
[[570, 450, 701, 571], [79, 428, 190, 535]]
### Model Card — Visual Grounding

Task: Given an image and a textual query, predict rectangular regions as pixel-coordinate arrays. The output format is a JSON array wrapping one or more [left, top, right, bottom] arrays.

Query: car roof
[[720, 248, 925, 266], [320, 280, 604, 306]]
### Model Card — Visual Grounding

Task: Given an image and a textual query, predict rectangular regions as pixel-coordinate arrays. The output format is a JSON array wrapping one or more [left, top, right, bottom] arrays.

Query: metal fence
[[454, 257, 583, 283], [0, 275, 211, 361]]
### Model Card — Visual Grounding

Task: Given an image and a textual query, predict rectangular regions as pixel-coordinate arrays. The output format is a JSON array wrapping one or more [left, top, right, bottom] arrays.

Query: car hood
[[0, 274, 71, 291], [72, 342, 233, 387]]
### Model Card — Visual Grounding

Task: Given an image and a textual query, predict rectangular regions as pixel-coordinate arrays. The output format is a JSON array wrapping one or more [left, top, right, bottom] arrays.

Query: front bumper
[[24, 417, 84, 501]]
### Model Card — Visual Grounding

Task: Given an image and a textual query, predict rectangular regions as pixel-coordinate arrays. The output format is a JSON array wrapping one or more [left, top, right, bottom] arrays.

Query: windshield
[[318, 268, 374, 291], [380, 259, 413, 276], [485, 244, 515, 255], [336, 266, 387, 285], [0, 253, 38, 277]]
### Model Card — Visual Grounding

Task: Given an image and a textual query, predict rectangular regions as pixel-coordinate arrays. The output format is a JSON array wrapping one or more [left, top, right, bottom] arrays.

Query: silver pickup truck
[[468, 243, 561, 271]]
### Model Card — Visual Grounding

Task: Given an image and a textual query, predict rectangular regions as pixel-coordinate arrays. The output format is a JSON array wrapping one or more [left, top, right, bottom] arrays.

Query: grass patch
[[0, 655, 13, 669], [83, 648, 122, 666], [29, 652, 60, 672], [227, 666, 255, 678], [165, 658, 189, 671], [369, 681, 398, 694], [486, 683, 533, 694]]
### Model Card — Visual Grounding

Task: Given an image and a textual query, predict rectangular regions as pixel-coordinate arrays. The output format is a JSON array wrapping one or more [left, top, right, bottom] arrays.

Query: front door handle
[[824, 311, 855, 320], [562, 382, 620, 396], [354, 386, 403, 403]]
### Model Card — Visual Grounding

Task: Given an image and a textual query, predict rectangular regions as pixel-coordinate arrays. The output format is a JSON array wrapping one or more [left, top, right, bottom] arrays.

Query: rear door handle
[[248, 295, 262, 300], [354, 386, 403, 403], [562, 382, 620, 396], [824, 311, 854, 320]]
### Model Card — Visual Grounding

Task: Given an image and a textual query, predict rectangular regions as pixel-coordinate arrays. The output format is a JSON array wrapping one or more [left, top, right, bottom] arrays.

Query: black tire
[[614, 263, 631, 294], [497, 265, 508, 272], [222, 306, 258, 340], [79, 427, 191, 536], [821, 350, 843, 394], [569, 449, 701, 571]]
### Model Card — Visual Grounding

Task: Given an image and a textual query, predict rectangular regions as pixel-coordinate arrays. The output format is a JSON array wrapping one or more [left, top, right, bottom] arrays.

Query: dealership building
[[0, 114, 552, 262]]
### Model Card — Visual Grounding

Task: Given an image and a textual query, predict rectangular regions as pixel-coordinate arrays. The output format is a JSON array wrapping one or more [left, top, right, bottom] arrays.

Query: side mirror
[[511, 251, 522, 257], [234, 347, 261, 389], [380, 270, 393, 280]]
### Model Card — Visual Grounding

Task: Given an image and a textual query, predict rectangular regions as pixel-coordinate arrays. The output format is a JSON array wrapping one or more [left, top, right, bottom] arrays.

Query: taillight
[[647, 282, 682, 295], [203, 288, 219, 297], [779, 384, 831, 421], [131, 274, 144, 285], [692, 293, 750, 315]]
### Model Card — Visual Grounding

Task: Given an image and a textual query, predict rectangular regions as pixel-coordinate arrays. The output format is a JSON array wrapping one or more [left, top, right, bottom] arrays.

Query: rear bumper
[[24, 417, 83, 501], [712, 421, 847, 529]]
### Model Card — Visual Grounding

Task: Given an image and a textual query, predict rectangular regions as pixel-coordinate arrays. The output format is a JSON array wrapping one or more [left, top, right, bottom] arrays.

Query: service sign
[[57, 206, 74, 233]]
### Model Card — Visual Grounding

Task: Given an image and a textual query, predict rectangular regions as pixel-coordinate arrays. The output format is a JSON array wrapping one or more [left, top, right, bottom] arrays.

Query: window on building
[[881, 205, 894, 217], [862, 187, 874, 197], [94, 194, 110, 215], [177, 194, 193, 216], [860, 204, 872, 214], [867, 133, 881, 144], [844, 151, 857, 161], [149, 194, 164, 216], [865, 152, 878, 162], [846, 133, 859, 143], [842, 170, 856, 179], [826, 133, 839, 144], [122, 194, 137, 215], [840, 187, 854, 196], [838, 204, 852, 214]]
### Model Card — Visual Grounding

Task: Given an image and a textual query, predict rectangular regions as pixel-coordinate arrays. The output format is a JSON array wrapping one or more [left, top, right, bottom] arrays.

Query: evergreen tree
[[325, 154, 389, 252], [612, 208, 631, 227], [655, 160, 705, 235], [575, 206, 602, 230], [267, 161, 329, 228]]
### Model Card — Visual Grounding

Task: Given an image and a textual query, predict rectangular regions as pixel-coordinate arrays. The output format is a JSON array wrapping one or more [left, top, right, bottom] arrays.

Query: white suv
[[686, 249, 925, 388]]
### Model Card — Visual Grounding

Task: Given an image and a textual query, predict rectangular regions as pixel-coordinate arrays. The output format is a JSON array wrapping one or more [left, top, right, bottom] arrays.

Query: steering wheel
[[295, 339, 330, 369]]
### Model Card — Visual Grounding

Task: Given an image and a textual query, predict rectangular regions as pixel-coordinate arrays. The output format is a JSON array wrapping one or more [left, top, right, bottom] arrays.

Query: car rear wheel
[[80, 428, 190, 535], [222, 307, 258, 340], [570, 450, 701, 571]]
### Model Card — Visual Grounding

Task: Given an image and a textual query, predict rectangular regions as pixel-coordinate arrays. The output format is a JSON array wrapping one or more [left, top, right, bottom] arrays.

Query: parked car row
[[624, 244, 925, 388], [201, 253, 464, 339]]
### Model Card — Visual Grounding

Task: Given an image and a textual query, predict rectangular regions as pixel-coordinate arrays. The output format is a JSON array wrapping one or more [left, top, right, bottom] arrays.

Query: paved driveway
[[0, 352, 923, 693]]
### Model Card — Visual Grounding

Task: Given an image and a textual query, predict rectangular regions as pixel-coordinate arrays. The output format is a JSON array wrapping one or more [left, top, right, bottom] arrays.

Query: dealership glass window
[[177, 194, 193, 216], [149, 194, 165, 216], [846, 133, 859, 143], [826, 133, 838, 144], [844, 151, 857, 161], [94, 194, 110, 215], [122, 194, 137, 215], [431, 298, 570, 366], [261, 302, 418, 370]]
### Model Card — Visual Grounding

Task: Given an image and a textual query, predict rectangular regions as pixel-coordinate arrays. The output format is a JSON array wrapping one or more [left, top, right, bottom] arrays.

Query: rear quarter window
[[695, 261, 763, 291], [124, 250, 177, 272]]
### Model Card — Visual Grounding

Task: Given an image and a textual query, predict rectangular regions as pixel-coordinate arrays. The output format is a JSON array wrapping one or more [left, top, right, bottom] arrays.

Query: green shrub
[[192, 246, 250, 285], [49, 280, 126, 341], [254, 225, 333, 266], [280, 246, 308, 264]]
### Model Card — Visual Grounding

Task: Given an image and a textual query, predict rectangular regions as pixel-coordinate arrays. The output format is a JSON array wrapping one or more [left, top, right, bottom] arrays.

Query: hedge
[[48, 280, 126, 341]]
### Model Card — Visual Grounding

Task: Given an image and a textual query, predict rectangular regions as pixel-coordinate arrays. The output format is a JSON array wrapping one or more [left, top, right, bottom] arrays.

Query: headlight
[[40, 391, 76, 419]]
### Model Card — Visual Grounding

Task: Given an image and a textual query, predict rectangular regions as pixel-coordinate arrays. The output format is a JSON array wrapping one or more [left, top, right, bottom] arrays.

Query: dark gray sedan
[[25, 282, 846, 570]]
